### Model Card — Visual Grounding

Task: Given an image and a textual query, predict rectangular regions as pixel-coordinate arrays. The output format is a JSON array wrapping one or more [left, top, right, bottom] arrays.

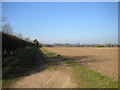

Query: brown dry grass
[[45, 47, 118, 81]]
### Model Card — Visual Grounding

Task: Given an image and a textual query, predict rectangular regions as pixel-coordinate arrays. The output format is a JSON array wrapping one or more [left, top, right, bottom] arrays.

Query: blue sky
[[3, 2, 118, 44]]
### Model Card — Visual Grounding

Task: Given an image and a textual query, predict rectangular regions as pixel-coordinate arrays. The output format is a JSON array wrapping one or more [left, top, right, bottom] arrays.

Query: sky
[[3, 2, 118, 44]]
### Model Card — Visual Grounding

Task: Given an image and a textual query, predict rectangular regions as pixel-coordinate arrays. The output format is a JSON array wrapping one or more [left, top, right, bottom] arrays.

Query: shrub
[[96, 45, 104, 47]]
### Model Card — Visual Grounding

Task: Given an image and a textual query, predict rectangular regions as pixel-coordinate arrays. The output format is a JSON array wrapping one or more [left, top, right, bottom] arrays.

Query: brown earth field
[[44, 47, 118, 81]]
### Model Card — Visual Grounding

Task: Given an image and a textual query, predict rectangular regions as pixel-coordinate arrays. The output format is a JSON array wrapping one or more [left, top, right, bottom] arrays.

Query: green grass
[[70, 63, 118, 88], [96, 45, 105, 47], [42, 48, 119, 88], [42, 48, 71, 62]]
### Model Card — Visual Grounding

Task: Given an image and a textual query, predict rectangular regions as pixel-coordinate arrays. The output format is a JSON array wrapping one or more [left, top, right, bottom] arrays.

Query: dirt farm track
[[45, 47, 118, 81]]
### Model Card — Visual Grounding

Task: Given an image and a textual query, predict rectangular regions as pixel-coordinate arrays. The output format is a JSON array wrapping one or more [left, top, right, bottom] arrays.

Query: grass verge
[[42, 48, 118, 88]]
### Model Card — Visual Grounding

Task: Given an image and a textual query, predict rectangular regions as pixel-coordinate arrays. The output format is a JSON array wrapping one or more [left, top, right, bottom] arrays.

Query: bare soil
[[12, 53, 77, 88], [45, 47, 118, 81]]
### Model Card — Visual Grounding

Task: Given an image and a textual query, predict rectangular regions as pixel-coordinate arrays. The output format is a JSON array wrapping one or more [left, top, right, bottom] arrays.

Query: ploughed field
[[45, 47, 118, 81]]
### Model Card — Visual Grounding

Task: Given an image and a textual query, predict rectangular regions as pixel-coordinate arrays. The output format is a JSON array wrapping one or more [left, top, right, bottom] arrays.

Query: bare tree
[[0, 17, 7, 31], [17, 33, 23, 39], [25, 37, 30, 41], [2, 23, 13, 35], [0, 17, 6, 22]]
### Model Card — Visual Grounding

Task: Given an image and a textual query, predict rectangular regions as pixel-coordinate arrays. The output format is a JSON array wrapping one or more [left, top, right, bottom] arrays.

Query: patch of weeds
[[45, 59, 52, 63], [48, 66, 57, 71], [42, 48, 73, 63], [54, 54, 74, 64], [2, 79, 14, 88], [2, 77, 24, 88]]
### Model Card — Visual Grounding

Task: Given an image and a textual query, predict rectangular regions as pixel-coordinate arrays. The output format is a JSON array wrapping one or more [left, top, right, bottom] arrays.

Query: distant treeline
[[43, 43, 119, 47], [2, 32, 36, 57]]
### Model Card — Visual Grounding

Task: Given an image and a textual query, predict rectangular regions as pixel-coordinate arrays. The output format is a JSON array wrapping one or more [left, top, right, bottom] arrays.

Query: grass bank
[[2, 47, 45, 88], [42, 48, 118, 88]]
